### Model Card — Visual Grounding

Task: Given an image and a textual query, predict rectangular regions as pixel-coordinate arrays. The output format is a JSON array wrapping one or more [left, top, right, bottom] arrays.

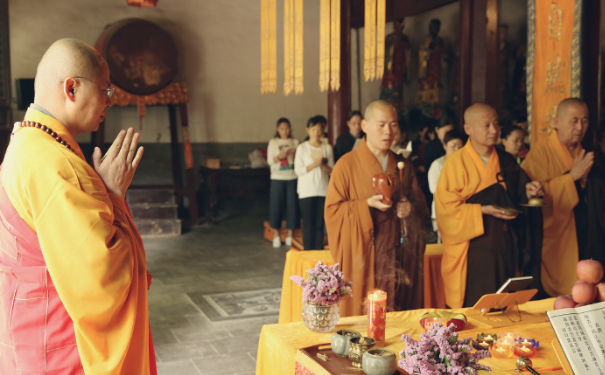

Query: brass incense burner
[[348, 336, 376, 368]]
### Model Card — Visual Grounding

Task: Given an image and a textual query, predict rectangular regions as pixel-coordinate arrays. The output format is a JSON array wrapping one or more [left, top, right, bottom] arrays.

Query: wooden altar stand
[[91, 83, 198, 226]]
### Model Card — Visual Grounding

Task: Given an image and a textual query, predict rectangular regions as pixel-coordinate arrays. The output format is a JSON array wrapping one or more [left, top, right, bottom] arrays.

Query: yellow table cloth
[[279, 245, 446, 324], [258, 298, 566, 375]]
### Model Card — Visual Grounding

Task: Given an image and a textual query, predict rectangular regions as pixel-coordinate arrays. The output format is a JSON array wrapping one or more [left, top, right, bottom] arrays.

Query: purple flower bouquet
[[290, 261, 353, 306], [399, 323, 492, 375]]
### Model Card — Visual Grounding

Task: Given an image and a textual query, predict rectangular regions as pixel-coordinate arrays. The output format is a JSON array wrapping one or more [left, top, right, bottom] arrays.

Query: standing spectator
[[267, 118, 299, 247], [428, 130, 465, 237], [423, 116, 455, 176], [334, 110, 363, 163], [295, 117, 334, 250], [500, 125, 527, 164]]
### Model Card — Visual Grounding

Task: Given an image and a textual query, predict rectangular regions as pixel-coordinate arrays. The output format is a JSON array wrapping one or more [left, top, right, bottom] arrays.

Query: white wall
[[9, 0, 327, 143]]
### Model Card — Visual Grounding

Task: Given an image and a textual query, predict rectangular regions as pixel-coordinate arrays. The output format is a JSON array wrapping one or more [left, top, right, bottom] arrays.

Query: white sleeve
[[326, 144, 335, 168], [427, 160, 440, 194], [294, 143, 307, 177], [267, 139, 279, 167]]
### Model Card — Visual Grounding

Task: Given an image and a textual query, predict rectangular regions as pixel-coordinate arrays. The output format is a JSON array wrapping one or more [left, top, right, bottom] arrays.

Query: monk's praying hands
[[93, 127, 144, 198], [570, 149, 594, 182], [525, 181, 544, 199], [397, 198, 411, 219]]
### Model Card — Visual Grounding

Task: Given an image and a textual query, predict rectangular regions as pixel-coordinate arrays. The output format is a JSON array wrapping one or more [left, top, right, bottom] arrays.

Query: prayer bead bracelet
[[13, 121, 76, 154]]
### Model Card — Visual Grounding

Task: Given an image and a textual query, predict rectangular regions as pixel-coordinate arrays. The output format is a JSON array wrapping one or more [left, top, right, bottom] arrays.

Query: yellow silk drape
[[319, 0, 330, 92], [364, 0, 376, 81], [375, 0, 385, 80], [329, 0, 340, 91], [284, 0, 294, 95], [260, 0, 277, 94], [363, 0, 385, 82], [284, 0, 303, 96], [294, 0, 304, 94], [527, 0, 581, 144], [319, 0, 340, 92]]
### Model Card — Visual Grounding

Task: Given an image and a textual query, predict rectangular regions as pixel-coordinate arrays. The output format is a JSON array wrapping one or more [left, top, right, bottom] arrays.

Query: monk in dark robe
[[522, 98, 602, 295], [325, 100, 428, 316], [584, 127, 605, 272], [436, 104, 544, 308]]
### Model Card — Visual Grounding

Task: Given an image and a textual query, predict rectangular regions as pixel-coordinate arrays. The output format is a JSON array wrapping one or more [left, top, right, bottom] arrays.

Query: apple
[[572, 281, 597, 304], [577, 259, 604, 284], [554, 295, 576, 310]]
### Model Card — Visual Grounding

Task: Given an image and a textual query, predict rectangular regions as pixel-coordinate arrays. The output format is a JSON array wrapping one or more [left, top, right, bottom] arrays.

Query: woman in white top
[[294, 116, 334, 250], [267, 118, 300, 247], [428, 130, 465, 235]]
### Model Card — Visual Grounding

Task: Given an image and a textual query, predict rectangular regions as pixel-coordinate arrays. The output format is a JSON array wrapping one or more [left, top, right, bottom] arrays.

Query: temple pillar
[[327, 0, 352, 145]]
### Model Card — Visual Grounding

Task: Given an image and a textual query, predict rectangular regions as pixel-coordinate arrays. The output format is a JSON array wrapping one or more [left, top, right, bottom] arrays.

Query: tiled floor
[[144, 198, 286, 375]]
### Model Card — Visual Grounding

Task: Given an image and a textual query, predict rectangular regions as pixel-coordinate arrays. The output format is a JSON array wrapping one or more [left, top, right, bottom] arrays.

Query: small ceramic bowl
[[362, 348, 397, 375], [331, 330, 361, 357]]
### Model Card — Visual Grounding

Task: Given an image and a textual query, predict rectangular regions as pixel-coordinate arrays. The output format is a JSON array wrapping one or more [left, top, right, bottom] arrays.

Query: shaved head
[[463, 103, 500, 155], [556, 98, 587, 118], [361, 100, 399, 153], [34, 38, 105, 101], [32, 38, 111, 136], [464, 103, 496, 124], [364, 100, 394, 122], [554, 97, 589, 148]]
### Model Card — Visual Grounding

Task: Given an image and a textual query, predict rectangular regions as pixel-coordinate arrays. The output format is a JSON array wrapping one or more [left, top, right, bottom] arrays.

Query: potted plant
[[290, 261, 353, 333]]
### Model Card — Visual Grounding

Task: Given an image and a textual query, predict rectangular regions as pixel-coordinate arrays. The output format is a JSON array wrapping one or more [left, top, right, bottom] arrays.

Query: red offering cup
[[367, 291, 387, 346]]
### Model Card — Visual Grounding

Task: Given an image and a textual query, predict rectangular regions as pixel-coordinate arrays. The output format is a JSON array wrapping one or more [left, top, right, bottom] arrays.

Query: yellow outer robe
[[435, 141, 501, 309], [1, 108, 151, 374], [521, 132, 580, 297]]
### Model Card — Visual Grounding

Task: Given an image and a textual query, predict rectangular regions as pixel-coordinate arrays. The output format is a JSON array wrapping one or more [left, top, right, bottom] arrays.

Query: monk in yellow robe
[[522, 98, 595, 297], [0, 39, 153, 374], [325, 100, 427, 316], [435, 104, 543, 308]]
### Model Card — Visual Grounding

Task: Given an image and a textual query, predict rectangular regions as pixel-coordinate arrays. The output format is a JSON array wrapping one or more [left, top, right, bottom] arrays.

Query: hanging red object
[[127, 0, 158, 8]]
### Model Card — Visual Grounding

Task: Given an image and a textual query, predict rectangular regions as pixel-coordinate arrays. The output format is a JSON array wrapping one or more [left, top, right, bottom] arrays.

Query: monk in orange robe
[[325, 100, 427, 316], [522, 98, 595, 297], [0, 39, 154, 374], [435, 104, 543, 308]]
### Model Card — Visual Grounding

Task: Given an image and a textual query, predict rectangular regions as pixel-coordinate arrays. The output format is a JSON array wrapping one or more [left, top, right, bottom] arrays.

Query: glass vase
[[302, 302, 340, 333]]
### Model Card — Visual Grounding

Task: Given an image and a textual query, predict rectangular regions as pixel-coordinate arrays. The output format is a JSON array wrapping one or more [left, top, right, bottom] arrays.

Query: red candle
[[367, 290, 387, 346]]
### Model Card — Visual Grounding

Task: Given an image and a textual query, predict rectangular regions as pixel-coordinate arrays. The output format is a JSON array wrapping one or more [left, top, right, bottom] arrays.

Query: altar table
[[257, 298, 565, 375], [278, 245, 446, 324]]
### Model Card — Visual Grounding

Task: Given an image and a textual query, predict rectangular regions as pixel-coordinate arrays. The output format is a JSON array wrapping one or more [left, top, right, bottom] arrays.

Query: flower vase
[[302, 303, 339, 333]]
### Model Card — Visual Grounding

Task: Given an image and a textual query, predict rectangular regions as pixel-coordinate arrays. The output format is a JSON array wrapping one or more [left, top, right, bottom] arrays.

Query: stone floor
[[144, 198, 286, 375]]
